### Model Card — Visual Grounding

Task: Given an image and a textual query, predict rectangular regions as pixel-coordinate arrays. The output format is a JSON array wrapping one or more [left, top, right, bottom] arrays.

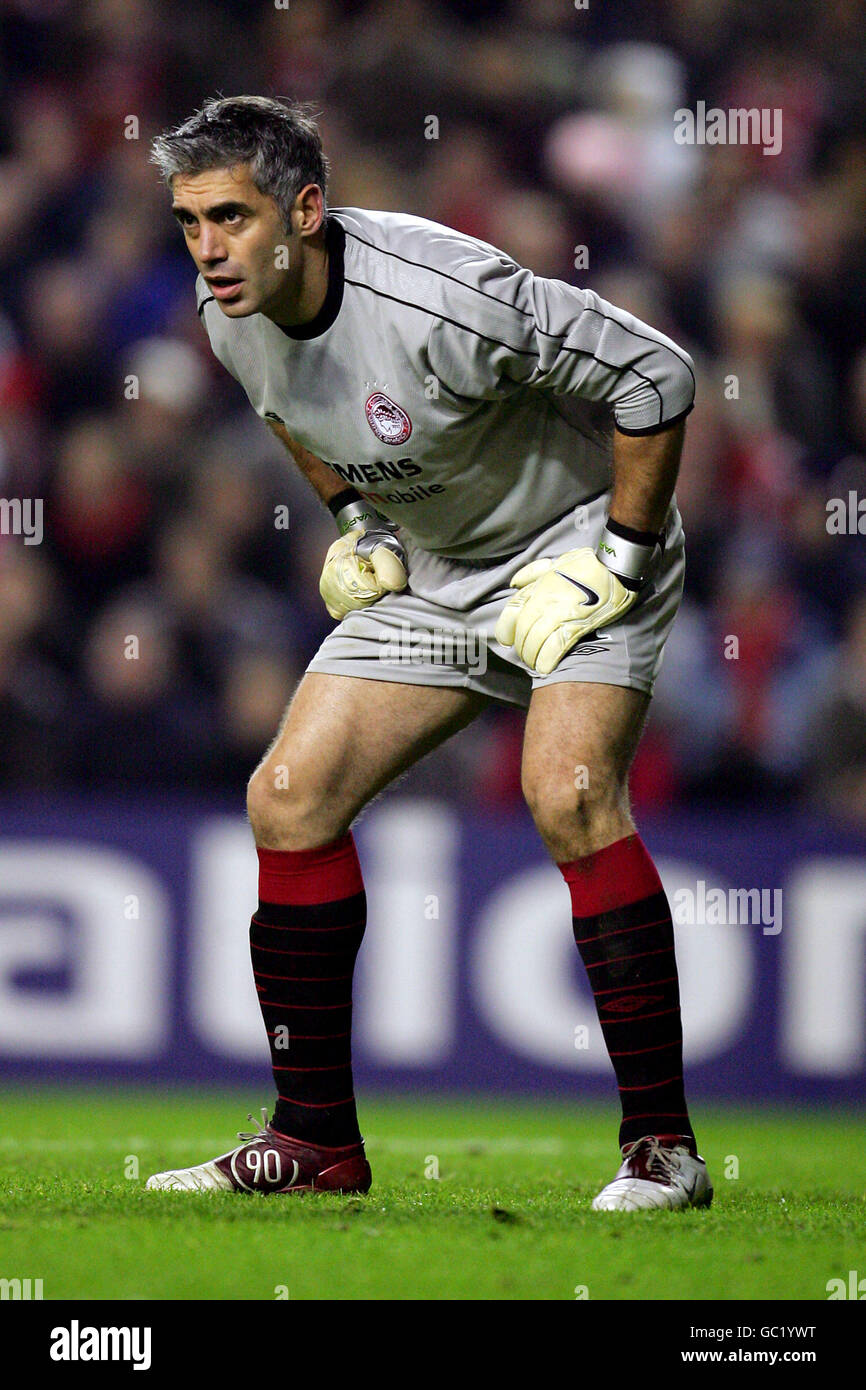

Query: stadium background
[[0, 0, 865, 1108]]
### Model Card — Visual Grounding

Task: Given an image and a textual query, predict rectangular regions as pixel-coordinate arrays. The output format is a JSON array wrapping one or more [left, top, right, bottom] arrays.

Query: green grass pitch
[[1, 1087, 863, 1301]]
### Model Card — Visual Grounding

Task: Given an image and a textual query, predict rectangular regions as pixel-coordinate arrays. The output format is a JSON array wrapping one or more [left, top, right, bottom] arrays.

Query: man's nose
[[198, 225, 227, 264]]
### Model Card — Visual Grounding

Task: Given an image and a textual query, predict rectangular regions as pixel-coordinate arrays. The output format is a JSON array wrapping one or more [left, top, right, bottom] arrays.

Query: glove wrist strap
[[329, 491, 377, 536], [596, 517, 662, 590]]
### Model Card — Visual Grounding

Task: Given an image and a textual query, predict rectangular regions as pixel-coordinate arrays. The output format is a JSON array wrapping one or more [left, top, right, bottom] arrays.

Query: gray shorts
[[306, 493, 685, 709]]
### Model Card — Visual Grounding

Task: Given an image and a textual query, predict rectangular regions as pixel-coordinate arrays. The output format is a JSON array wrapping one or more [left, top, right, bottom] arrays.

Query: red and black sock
[[252, 833, 366, 1148], [559, 833, 696, 1154]]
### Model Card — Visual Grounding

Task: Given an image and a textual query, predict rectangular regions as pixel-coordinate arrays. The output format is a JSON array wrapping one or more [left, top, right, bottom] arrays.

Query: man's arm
[[474, 270, 694, 673], [428, 258, 693, 569], [426, 267, 696, 439], [266, 419, 408, 619], [266, 419, 347, 507], [494, 420, 686, 674], [609, 420, 685, 536]]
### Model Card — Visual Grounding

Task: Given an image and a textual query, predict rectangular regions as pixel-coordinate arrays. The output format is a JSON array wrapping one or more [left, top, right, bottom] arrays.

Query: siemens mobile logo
[[328, 457, 447, 507], [329, 457, 422, 486]]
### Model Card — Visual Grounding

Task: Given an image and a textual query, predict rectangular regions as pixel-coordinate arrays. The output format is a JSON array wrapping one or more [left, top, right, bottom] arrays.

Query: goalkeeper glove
[[494, 518, 662, 675], [319, 492, 408, 621]]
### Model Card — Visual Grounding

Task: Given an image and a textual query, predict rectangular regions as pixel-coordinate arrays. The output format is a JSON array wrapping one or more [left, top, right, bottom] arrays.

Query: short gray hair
[[150, 95, 329, 229]]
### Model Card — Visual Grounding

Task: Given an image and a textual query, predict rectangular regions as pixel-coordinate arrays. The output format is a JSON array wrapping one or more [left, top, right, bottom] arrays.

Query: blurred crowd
[[1, 0, 865, 825]]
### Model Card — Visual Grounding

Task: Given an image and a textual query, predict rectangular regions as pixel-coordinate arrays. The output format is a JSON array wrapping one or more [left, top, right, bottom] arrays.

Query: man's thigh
[[521, 681, 650, 857], [253, 672, 489, 842]]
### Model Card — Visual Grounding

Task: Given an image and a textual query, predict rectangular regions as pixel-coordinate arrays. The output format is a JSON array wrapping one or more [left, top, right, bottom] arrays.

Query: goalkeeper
[[146, 95, 711, 1213]]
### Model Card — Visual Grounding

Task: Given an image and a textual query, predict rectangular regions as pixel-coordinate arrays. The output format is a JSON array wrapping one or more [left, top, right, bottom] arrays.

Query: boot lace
[[622, 1135, 682, 1180], [236, 1108, 271, 1145]]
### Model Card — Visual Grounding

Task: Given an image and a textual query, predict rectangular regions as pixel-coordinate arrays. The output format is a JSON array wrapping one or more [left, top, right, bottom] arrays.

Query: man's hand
[[319, 523, 408, 620], [494, 547, 639, 675]]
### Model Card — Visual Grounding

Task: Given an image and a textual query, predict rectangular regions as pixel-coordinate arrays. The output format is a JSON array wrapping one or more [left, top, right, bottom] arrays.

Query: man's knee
[[246, 754, 345, 850], [246, 760, 302, 846], [522, 766, 628, 856]]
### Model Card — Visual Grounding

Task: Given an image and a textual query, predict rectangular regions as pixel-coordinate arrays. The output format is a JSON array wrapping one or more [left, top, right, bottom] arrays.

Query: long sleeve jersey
[[197, 206, 695, 560]]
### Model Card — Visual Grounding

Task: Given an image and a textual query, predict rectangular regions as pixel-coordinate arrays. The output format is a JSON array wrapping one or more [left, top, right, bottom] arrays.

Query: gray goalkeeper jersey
[[196, 207, 695, 560]]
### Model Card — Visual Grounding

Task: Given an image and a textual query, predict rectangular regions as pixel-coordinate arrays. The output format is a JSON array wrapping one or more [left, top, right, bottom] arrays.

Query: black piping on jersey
[[341, 224, 528, 316], [342, 274, 669, 428], [538, 306, 696, 401], [197, 295, 214, 317], [526, 323, 667, 426], [338, 223, 696, 403]]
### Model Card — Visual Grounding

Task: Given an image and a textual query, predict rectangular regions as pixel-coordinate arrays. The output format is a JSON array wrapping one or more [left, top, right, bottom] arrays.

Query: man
[[146, 95, 711, 1212]]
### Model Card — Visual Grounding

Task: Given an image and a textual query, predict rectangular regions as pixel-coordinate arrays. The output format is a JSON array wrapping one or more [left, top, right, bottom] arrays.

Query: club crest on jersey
[[365, 392, 412, 445]]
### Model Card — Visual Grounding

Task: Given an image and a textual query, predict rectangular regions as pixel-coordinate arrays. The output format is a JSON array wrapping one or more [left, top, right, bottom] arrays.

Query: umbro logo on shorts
[[365, 392, 412, 445]]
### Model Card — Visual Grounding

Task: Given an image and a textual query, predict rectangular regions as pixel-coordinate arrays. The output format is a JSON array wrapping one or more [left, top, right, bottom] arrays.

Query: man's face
[[171, 164, 301, 319]]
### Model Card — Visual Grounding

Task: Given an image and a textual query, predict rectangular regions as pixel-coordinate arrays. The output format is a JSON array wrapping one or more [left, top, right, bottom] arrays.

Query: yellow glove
[[319, 525, 408, 621], [494, 546, 639, 675]]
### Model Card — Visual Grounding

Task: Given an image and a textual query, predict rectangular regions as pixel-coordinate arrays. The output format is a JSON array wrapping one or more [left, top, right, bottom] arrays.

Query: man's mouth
[[207, 276, 244, 300]]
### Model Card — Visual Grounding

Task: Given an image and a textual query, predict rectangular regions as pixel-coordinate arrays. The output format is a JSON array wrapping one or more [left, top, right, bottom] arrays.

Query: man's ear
[[293, 183, 325, 239]]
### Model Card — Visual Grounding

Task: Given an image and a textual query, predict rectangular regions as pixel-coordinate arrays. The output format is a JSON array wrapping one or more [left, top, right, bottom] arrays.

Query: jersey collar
[[278, 216, 345, 341]]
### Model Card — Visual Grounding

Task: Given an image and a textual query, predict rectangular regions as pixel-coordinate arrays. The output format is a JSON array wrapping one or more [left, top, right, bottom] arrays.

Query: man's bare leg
[[522, 681, 711, 1210], [247, 673, 487, 850], [146, 674, 488, 1195], [521, 681, 648, 861], [245, 673, 488, 1132]]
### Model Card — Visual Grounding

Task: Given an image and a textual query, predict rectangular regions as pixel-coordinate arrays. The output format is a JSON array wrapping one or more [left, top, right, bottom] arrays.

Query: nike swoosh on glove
[[494, 547, 639, 675], [319, 526, 408, 620]]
